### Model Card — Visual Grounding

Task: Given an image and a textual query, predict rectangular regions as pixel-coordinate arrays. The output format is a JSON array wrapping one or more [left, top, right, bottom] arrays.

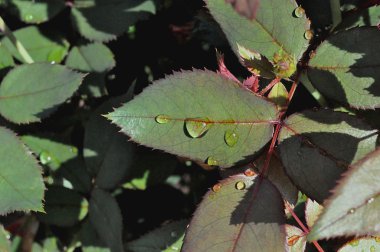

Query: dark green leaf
[[0, 63, 85, 123], [79, 219, 110, 252], [308, 148, 380, 241], [182, 174, 286, 251], [0, 225, 10, 252], [127, 220, 187, 252], [80, 73, 108, 98], [21, 135, 78, 171], [66, 43, 115, 73], [1, 26, 69, 63], [206, 0, 310, 63], [278, 110, 377, 203], [71, 0, 155, 42], [308, 27, 380, 109], [37, 186, 88, 227], [0, 45, 14, 70], [5, 0, 65, 24], [84, 93, 135, 190], [89, 188, 123, 252], [0, 127, 45, 214], [107, 70, 278, 168], [335, 5, 380, 30]]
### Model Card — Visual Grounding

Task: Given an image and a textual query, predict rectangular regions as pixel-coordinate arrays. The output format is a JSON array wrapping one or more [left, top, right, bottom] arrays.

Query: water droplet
[[207, 156, 218, 166], [304, 30, 313, 40], [171, 246, 179, 251], [294, 6, 305, 18], [349, 240, 359, 246], [224, 130, 239, 147], [244, 168, 256, 177], [370, 245, 376, 252], [155, 114, 171, 124], [50, 61, 56, 65], [375, 237, 380, 243], [185, 160, 192, 166], [287, 235, 300, 246], [348, 208, 355, 214], [40, 151, 52, 165], [170, 231, 177, 237], [70, 147, 78, 154], [212, 183, 221, 192], [235, 181, 246, 190], [184, 118, 212, 138], [367, 197, 375, 204], [24, 14, 34, 22]]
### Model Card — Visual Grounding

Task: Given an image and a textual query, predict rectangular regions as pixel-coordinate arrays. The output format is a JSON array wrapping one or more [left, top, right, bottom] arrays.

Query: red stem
[[259, 77, 281, 96]]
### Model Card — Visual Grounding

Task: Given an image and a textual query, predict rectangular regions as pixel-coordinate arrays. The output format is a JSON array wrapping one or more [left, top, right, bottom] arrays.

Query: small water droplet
[[184, 118, 212, 138], [50, 61, 56, 64], [70, 147, 78, 154], [24, 14, 34, 22], [367, 197, 375, 204], [349, 240, 359, 246], [212, 183, 221, 192], [40, 151, 52, 165], [171, 246, 179, 251], [375, 237, 380, 243], [185, 160, 192, 166], [348, 208, 355, 214], [207, 156, 218, 166], [304, 30, 313, 40], [155, 114, 171, 124], [224, 130, 239, 147], [370, 245, 376, 252], [170, 231, 177, 237], [244, 168, 255, 177], [294, 6, 305, 18], [235, 181, 246, 190], [287, 235, 300, 246]]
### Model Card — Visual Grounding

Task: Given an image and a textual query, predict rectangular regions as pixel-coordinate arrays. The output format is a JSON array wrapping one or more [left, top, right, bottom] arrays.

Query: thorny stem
[[285, 202, 324, 252], [0, 15, 34, 64]]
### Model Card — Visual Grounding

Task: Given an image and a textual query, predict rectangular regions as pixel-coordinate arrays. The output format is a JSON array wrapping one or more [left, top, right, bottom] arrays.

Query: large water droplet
[[244, 168, 255, 177], [370, 245, 376, 252], [235, 181, 246, 190], [207, 156, 218, 166], [212, 183, 221, 192], [349, 240, 359, 246], [24, 14, 34, 22], [224, 130, 239, 147], [40, 151, 52, 165], [287, 235, 300, 246], [294, 6, 305, 18], [185, 118, 212, 138], [304, 30, 313, 40], [155, 114, 171, 124]]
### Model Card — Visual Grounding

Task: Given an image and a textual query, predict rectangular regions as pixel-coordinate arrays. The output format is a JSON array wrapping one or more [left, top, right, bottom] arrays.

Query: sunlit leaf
[[285, 225, 306, 252], [305, 199, 323, 228], [338, 237, 380, 252]]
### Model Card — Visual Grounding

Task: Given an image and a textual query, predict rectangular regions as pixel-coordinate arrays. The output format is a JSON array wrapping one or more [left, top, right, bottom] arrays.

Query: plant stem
[[0, 15, 34, 64], [330, 0, 342, 28], [285, 202, 324, 252], [259, 77, 281, 95]]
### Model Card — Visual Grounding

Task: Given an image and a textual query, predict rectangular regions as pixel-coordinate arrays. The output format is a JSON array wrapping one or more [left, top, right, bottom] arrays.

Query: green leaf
[[21, 135, 78, 171], [0, 127, 45, 214], [80, 73, 108, 98], [127, 220, 187, 252], [42, 237, 59, 252], [66, 43, 115, 73], [206, 0, 310, 63], [335, 5, 380, 30], [37, 186, 88, 227], [278, 110, 377, 203], [1, 26, 69, 63], [4, 0, 65, 24], [305, 199, 323, 228], [182, 174, 286, 251], [84, 93, 135, 190], [71, 0, 155, 42], [0, 225, 10, 252], [285, 225, 306, 252], [338, 237, 380, 252], [79, 219, 110, 252], [0, 45, 14, 70], [308, 27, 380, 109], [107, 70, 278, 168], [89, 188, 123, 252], [308, 148, 380, 241], [0, 63, 85, 124], [122, 149, 177, 190]]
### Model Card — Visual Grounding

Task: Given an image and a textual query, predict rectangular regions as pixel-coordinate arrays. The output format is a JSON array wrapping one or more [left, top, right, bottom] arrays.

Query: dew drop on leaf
[[347, 208, 355, 214], [294, 6, 305, 18], [40, 151, 52, 165], [24, 14, 34, 22], [185, 118, 212, 138], [207, 156, 218, 166], [212, 183, 222, 192], [155, 114, 171, 124], [371, 245, 376, 252], [287, 235, 300, 246], [304, 30, 313, 40], [244, 168, 256, 177], [235, 181, 246, 190], [224, 129, 239, 147], [349, 240, 359, 246], [367, 197, 375, 204]]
